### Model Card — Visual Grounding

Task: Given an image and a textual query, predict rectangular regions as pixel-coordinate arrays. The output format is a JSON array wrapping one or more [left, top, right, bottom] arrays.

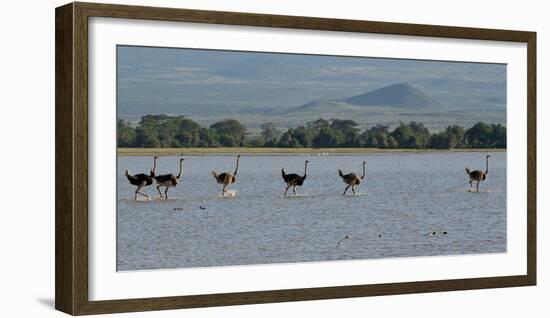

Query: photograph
[[116, 45, 507, 271]]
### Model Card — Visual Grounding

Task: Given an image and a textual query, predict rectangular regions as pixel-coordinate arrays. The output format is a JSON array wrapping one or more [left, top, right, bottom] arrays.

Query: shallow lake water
[[117, 152, 506, 271]]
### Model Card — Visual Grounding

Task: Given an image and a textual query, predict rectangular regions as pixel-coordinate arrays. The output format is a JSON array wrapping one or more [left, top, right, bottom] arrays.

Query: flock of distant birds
[[124, 154, 492, 200]]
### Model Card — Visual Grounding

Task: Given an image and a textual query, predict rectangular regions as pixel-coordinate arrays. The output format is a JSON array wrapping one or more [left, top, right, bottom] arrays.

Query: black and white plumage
[[153, 157, 184, 199], [212, 155, 240, 197], [281, 160, 309, 196], [338, 161, 366, 195], [125, 157, 156, 200], [465, 155, 491, 192]]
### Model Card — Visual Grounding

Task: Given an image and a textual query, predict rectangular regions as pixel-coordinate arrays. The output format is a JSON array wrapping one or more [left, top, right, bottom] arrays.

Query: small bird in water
[[378, 234, 383, 238], [442, 231, 448, 235], [429, 231, 438, 236], [337, 235, 351, 246], [199, 206, 206, 210]]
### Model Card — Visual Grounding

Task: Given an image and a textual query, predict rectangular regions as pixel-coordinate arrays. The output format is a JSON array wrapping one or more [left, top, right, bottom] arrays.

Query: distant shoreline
[[118, 147, 506, 156]]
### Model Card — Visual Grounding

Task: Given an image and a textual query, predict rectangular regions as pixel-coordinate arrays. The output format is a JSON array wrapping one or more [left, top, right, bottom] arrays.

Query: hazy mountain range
[[117, 46, 506, 131], [291, 83, 440, 113]]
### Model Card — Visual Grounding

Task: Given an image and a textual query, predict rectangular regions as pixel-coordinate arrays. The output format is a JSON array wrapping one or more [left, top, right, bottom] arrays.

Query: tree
[[117, 119, 136, 147], [157, 116, 184, 147], [199, 128, 220, 147], [291, 126, 314, 148], [313, 128, 344, 147], [210, 119, 246, 146], [245, 136, 266, 147], [408, 122, 431, 148], [278, 130, 301, 147], [219, 134, 238, 147], [179, 118, 201, 133], [138, 114, 171, 126], [363, 125, 391, 148], [175, 131, 195, 147], [429, 131, 452, 149], [170, 139, 182, 148], [133, 115, 196, 147], [490, 124, 506, 148], [307, 118, 330, 130], [390, 122, 415, 148], [390, 122, 430, 148], [196, 140, 209, 148], [465, 122, 493, 148], [387, 136, 398, 148], [260, 122, 280, 146], [330, 119, 360, 146], [445, 125, 465, 148], [134, 126, 161, 148], [330, 119, 358, 132]]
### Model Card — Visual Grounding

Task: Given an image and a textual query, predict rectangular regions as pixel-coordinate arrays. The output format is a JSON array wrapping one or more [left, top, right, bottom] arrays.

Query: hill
[[344, 83, 439, 109], [288, 83, 440, 115]]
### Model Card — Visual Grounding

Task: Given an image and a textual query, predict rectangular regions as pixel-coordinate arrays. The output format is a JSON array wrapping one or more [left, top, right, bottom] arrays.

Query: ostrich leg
[[343, 185, 350, 195], [469, 180, 473, 188], [476, 181, 480, 192], [351, 185, 356, 194], [222, 185, 227, 197], [284, 185, 290, 197], [157, 185, 163, 199], [135, 181, 149, 200], [293, 185, 297, 195], [164, 186, 169, 199]]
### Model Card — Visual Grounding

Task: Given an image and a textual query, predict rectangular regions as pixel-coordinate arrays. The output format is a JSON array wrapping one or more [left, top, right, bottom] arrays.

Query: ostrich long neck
[[485, 157, 489, 174], [303, 161, 308, 177], [151, 157, 157, 176], [233, 156, 240, 175], [176, 160, 184, 178], [361, 162, 366, 179]]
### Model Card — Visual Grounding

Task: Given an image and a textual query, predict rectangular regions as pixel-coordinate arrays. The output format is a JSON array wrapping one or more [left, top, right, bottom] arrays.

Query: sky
[[117, 45, 506, 118]]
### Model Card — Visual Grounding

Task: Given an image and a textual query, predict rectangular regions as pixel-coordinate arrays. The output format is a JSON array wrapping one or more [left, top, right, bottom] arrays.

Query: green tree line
[[118, 115, 506, 149]]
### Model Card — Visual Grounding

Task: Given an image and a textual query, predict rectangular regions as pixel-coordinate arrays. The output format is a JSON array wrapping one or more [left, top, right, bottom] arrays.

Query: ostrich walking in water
[[466, 155, 491, 192], [338, 161, 366, 195], [124, 156, 156, 200], [281, 160, 309, 196], [153, 157, 184, 199], [212, 155, 240, 197]]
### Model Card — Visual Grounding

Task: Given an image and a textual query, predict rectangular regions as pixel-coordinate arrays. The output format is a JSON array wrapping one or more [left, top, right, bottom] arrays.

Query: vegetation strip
[[119, 115, 506, 150]]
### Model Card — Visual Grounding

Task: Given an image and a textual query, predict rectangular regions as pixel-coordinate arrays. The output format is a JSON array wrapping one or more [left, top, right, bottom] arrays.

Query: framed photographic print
[[55, 2, 536, 315]]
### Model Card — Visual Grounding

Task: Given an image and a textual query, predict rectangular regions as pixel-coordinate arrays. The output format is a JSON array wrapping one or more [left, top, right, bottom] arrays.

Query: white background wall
[[0, 0, 546, 317]]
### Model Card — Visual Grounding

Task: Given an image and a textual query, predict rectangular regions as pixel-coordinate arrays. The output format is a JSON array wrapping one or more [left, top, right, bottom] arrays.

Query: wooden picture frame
[[55, 2, 536, 315]]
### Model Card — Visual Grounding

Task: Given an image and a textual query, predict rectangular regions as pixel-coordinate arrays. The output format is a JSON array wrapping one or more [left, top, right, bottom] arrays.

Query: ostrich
[[281, 160, 309, 196], [338, 161, 366, 195], [465, 155, 491, 192], [212, 155, 240, 197], [153, 157, 184, 199], [124, 157, 156, 200]]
